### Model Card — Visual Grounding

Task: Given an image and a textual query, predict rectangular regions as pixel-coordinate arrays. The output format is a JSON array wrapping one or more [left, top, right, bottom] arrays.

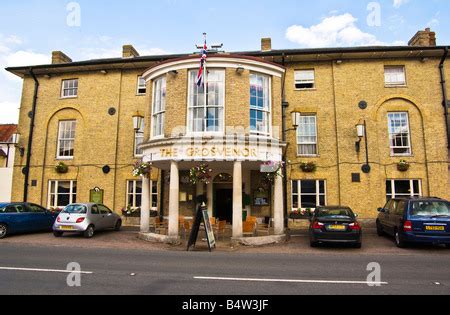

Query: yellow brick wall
[[11, 55, 450, 220], [285, 58, 449, 218]]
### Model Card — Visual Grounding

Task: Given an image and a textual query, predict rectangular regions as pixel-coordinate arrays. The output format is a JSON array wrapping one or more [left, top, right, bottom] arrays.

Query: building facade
[[0, 124, 18, 202], [6, 28, 450, 238]]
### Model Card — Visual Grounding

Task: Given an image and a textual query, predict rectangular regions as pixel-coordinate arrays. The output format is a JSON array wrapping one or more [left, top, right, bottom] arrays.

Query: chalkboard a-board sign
[[187, 204, 216, 252]]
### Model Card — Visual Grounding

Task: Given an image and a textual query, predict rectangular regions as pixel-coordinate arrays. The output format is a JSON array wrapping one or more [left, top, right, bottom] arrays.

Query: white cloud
[[393, 0, 409, 9], [0, 101, 20, 124], [286, 14, 390, 48], [0, 34, 49, 123]]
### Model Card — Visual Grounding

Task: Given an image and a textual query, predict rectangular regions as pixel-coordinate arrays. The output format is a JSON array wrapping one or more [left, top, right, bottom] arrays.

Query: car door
[[27, 204, 54, 231], [89, 205, 103, 230], [382, 200, 397, 236], [379, 201, 392, 231], [10, 204, 34, 233], [1, 205, 21, 233], [98, 205, 115, 229]]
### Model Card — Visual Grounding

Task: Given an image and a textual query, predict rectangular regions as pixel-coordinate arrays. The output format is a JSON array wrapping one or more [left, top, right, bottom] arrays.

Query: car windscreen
[[63, 205, 87, 214], [316, 208, 354, 218], [410, 201, 450, 217]]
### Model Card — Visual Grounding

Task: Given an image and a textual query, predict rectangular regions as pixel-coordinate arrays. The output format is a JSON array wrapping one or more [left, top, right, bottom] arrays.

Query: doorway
[[215, 189, 233, 223]]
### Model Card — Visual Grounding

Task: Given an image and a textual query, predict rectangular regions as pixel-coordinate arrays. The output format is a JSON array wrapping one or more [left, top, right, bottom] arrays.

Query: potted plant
[[397, 160, 410, 172], [55, 162, 69, 174], [133, 161, 152, 178], [189, 163, 213, 185], [300, 162, 317, 173]]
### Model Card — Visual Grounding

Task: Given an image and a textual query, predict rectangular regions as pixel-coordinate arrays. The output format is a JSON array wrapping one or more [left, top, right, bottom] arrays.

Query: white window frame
[[47, 180, 77, 208], [250, 73, 272, 136], [294, 69, 315, 90], [291, 180, 327, 211], [61, 79, 78, 98], [151, 76, 166, 139], [57, 120, 76, 160], [386, 179, 422, 200], [384, 66, 406, 87], [127, 180, 158, 210], [187, 69, 225, 135], [388, 112, 412, 156], [297, 114, 318, 156], [137, 76, 147, 95], [134, 121, 145, 157]]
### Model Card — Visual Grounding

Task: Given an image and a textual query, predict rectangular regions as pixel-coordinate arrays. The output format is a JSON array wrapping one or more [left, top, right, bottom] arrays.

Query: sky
[[0, 0, 449, 124]]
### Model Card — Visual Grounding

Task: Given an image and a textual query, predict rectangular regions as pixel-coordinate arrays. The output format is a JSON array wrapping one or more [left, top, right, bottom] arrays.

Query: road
[[0, 242, 449, 295]]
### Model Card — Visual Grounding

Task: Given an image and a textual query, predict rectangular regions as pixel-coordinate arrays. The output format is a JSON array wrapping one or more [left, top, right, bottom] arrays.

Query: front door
[[215, 189, 233, 223]]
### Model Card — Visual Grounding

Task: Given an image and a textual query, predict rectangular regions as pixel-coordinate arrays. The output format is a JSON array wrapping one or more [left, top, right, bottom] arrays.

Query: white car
[[53, 203, 122, 238]]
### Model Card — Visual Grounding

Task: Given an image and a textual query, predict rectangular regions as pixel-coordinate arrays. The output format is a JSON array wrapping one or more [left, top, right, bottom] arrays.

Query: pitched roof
[[0, 124, 17, 143]]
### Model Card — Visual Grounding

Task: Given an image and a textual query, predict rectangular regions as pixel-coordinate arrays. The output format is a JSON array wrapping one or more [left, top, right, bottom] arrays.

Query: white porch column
[[233, 161, 243, 238], [168, 161, 179, 237], [274, 174, 285, 235], [140, 176, 151, 233], [207, 182, 213, 218]]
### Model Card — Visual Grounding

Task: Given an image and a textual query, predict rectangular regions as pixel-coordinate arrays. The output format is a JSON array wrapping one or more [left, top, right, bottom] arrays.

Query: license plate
[[328, 225, 346, 231], [60, 226, 74, 231], [425, 226, 445, 232]]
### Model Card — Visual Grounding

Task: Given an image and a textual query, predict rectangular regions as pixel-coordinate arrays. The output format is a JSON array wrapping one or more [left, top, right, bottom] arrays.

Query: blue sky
[[1, 0, 449, 123]]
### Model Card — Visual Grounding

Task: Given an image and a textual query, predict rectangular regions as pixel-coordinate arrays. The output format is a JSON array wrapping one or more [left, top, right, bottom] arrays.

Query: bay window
[[250, 73, 271, 135], [188, 70, 225, 133], [152, 77, 166, 138]]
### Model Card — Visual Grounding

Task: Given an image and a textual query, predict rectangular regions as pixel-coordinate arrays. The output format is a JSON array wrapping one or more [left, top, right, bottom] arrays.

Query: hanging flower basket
[[397, 160, 410, 172], [300, 162, 317, 173], [189, 163, 213, 185], [55, 162, 69, 174], [132, 161, 152, 178], [261, 161, 285, 187]]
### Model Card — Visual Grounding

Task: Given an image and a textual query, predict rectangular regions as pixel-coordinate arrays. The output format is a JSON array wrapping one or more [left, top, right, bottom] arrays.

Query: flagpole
[[203, 32, 208, 132]]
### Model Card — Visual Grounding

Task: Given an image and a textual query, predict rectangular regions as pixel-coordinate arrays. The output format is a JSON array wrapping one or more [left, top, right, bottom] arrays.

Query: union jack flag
[[197, 38, 207, 87]]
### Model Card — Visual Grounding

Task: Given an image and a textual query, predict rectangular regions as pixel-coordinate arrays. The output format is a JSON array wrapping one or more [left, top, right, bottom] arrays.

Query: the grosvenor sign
[[145, 143, 283, 162]]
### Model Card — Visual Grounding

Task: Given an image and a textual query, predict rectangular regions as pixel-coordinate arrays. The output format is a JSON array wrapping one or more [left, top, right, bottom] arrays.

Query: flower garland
[[132, 161, 152, 178], [189, 163, 213, 185]]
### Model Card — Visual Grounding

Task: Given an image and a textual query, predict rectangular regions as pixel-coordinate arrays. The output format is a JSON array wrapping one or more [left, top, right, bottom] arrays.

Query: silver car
[[53, 203, 122, 238]]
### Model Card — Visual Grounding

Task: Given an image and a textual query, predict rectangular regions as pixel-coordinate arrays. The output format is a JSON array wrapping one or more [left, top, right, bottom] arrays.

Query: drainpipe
[[439, 47, 449, 148], [24, 68, 40, 202], [280, 53, 289, 229]]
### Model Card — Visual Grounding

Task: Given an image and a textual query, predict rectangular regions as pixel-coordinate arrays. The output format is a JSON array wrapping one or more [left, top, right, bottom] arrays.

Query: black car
[[376, 197, 450, 248], [309, 206, 362, 248]]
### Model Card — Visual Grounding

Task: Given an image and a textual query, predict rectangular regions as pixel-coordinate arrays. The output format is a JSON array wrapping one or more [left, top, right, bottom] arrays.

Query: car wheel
[[114, 220, 122, 232], [84, 226, 95, 239], [395, 230, 407, 248], [376, 221, 384, 237], [53, 231, 63, 238], [0, 224, 8, 239], [310, 241, 318, 248]]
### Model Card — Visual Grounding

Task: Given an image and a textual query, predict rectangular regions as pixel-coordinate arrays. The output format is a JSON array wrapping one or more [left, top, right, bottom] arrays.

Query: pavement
[[0, 228, 449, 295]]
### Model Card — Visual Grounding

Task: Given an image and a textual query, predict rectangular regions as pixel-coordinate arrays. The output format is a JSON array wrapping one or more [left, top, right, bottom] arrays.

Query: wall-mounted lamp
[[291, 112, 302, 129], [169, 70, 178, 75], [11, 133, 21, 145], [236, 66, 245, 74], [355, 119, 370, 173], [133, 111, 144, 132]]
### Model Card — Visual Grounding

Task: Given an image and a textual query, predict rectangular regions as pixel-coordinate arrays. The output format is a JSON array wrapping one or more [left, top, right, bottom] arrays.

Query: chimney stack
[[408, 28, 436, 47], [123, 45, 140, 58], [52, 51, 72, 64], [261, 38, 272, 52]]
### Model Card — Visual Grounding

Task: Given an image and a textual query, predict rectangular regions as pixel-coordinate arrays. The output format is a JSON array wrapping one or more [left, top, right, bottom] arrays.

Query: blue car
[[376, 197, 450, 248], [0, 203, 59, 239]]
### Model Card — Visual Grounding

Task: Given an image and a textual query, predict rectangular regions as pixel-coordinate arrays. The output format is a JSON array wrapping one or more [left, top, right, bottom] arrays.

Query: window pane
[[301, 180, 316, 194], [301, 195, 317, 209]]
